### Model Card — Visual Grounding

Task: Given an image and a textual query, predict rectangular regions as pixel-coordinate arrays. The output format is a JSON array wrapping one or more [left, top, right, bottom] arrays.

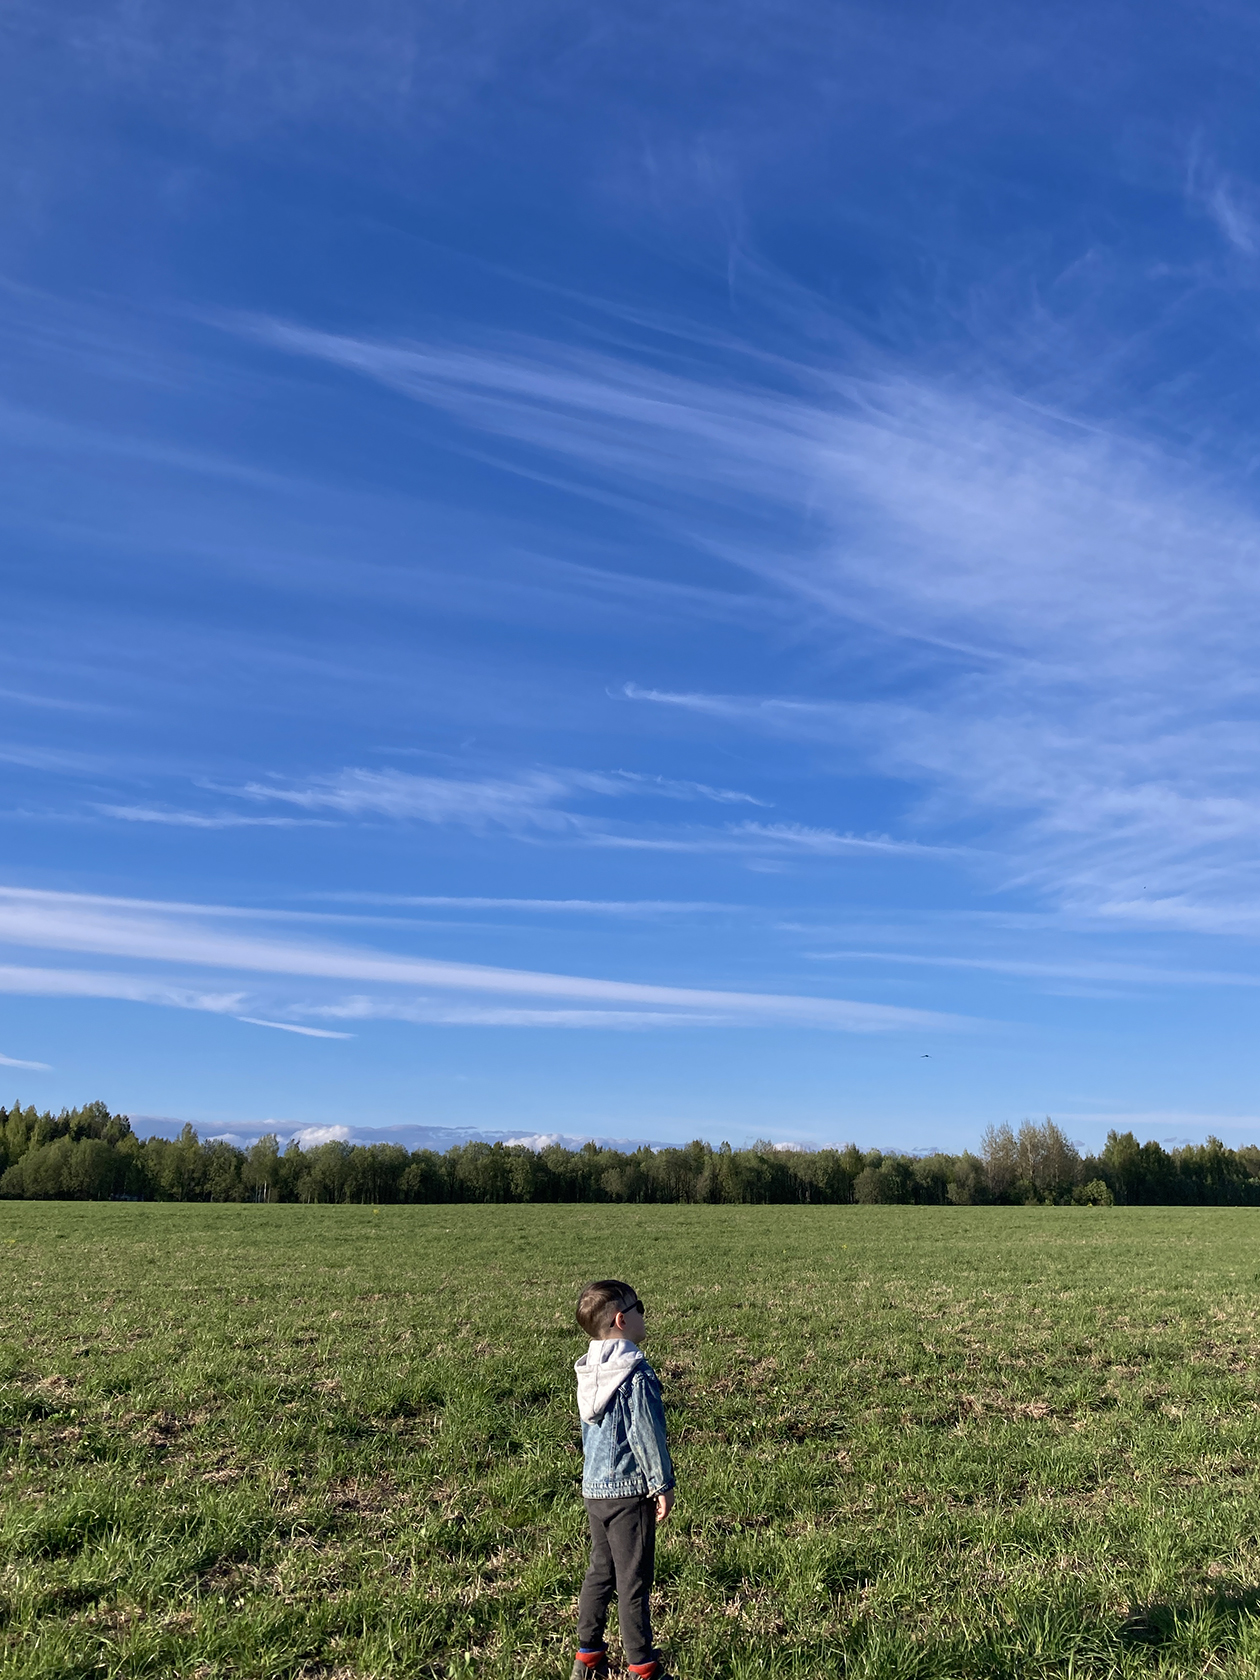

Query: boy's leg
[[604, 1496, 657, 1668], [576, 1500, 618, 1657]]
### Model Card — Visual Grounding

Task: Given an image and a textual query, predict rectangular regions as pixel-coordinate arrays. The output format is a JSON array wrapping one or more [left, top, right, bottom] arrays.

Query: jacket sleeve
[[626, 1367, 675, 1495]]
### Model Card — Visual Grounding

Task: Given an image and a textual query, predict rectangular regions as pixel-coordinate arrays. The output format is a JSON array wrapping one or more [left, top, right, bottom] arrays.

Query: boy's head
[[576, 1279, 646, 1342]]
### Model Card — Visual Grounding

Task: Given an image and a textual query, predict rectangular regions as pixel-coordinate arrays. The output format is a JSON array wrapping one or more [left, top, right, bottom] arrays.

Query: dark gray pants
[[578, 1496, 656, 1665]]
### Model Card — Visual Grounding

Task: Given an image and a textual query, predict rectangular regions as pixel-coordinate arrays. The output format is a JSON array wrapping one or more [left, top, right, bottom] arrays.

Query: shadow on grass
[[916, 1592, 1260, 1680], [1120, 1589, 1260, 1654]]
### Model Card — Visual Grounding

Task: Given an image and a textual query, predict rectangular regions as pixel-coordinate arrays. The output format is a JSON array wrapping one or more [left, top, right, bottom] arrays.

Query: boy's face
[[613, 1292, 647, 1343]]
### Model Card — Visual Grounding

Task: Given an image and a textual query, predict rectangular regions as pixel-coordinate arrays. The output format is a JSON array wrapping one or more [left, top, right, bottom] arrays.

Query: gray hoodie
[[574, 1337, 644, 1424]]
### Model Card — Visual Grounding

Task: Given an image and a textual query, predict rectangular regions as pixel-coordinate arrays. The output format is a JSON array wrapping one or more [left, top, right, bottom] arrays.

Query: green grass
[[5, 1204, 1260, 1678]]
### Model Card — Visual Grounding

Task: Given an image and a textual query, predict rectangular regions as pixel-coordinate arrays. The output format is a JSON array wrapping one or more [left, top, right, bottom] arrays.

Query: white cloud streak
[[230, 765, 764, 830], [621, 682, 836, 732], [104, 766, 934, 865], [99, 806, 329, 829], [0, 962, 246, 1013], [0, 886, 966, 1032], [235, 1016, 354, 1039], [0, 686, 118, 714], [806, 949, 1260, 988], [729, 822, 967, 859], [0, 1051, 51, 1070], [1206, 183, 1259, 254], [311, 894, 729, 915], [302, 996, 724, 1029], [1058, 1111, 1260, 1136], [1187, 146, 1260, 256], [235, 767, 589, 832]]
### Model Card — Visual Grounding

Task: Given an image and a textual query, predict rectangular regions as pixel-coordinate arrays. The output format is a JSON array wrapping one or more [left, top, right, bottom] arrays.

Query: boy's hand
[[655, 1490, 675, 1523]]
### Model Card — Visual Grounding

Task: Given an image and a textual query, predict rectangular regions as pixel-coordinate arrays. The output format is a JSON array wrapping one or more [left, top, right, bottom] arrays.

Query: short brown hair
[[576, 1279, 636, 1337]]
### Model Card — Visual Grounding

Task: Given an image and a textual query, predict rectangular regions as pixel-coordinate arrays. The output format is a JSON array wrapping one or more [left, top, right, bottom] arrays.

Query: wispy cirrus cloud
[[301, 996, 728, 1030], [310, 894, 729, 915], [1186, 143, 1260, 257], [31, 303, 1260, 927], [235, 1016, 353, 1039], [247, 316, 1260, 680], [97, 764, 936, 867], [86, 766, 770, 845], [91, 768, 951, 865], [231, 765, 764, 829], [805, 948, 1260, 989], [241, 316, 1260, 931], [1058, 1111, 1260, 1136], [0, 885, 969, 1033], [589, 823, 962, 859], [0, 685, 119, 715], [620, 682, 833, 728], [624, 682, 1260, 921], [1204, 181, 1259, 255], [98, 806, 329, 829], [728, 822, 966, 859], [0, 1050, 51, 1070], [0, 962, 246, 1013]]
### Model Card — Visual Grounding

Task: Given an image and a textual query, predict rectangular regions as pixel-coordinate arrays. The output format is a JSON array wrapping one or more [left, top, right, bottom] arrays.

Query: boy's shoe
[[571, 1649, 609, 1680], [627, 1657, 674, 1680]]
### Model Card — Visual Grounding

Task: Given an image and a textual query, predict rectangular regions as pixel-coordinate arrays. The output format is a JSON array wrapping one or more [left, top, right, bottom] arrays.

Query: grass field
[[5, 1205, 1260, 1679]]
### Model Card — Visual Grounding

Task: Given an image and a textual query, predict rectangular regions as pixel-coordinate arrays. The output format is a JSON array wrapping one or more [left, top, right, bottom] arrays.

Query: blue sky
[[5, 0, 1260, 1151]]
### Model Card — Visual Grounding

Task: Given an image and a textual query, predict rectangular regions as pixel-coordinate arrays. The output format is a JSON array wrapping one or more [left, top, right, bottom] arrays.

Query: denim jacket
[[575, 1338, 675, 1500]]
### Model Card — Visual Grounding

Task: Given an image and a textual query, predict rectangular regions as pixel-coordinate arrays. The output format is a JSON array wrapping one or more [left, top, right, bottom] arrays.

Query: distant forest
[[1, 1100, 1258, 1207]]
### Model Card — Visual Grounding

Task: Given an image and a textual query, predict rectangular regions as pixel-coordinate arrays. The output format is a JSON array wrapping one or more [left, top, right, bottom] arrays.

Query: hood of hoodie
[[574, 1338, 644, 1424]]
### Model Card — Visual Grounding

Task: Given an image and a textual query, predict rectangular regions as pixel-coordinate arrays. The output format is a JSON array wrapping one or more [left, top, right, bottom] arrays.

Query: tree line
[[2, 1100, 1260, 1207]]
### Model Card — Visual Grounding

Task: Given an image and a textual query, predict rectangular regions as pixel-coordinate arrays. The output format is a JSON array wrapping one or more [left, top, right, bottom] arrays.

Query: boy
[[572, 1280, 675, 1680]]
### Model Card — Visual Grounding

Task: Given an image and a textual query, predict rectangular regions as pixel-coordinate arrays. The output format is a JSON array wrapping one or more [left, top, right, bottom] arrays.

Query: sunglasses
[[622, 1298, 646, 1316]]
